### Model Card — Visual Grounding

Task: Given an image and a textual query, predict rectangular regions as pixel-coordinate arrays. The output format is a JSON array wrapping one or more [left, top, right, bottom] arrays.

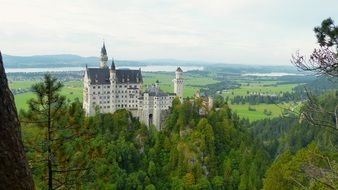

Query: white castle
[[83, 43, 184, 130]]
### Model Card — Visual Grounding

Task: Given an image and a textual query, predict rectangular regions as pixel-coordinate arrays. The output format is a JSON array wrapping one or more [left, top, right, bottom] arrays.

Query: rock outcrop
[[0, 51, 34, 189]]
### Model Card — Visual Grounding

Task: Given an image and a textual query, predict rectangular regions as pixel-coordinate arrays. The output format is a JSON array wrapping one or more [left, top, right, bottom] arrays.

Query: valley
[[8, 64, 327, 121]]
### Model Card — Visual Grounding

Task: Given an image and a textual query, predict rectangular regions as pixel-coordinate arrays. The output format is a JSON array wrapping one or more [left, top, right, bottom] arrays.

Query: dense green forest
[[20, 76, 337, 189]]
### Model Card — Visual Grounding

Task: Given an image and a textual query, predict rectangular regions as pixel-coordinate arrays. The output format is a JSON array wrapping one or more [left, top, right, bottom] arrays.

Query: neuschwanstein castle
[[83, 43, 184, 129]]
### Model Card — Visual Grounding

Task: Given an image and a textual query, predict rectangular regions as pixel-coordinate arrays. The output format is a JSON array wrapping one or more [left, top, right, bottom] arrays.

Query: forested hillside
[[20, 77, 337, 189], [22, 94, 272, 189]]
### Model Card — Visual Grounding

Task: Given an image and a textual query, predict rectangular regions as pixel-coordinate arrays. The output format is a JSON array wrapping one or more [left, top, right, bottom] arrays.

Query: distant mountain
[[3, 54, 98, 68], [2, 54, 200, 68], [2, 54, 299, 74]]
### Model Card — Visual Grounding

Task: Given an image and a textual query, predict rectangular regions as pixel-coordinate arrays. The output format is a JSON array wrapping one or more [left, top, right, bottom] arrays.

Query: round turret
[[175, 67, 183, 79], [173, 66, 184, 101], [176, 67, 183, 72]]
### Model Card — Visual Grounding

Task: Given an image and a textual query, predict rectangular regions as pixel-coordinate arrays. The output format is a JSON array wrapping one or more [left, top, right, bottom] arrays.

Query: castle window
[[98, 86, 100, 89], [93, 92, 96, 94], [107, 106, 110, 108], [93, 86, 96, 89], [107, 86, 110, 88], [98, 92, 100, 94]]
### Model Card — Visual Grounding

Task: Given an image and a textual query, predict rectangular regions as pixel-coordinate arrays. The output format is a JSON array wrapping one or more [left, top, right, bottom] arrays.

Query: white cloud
[[0, 0, 337, 65]]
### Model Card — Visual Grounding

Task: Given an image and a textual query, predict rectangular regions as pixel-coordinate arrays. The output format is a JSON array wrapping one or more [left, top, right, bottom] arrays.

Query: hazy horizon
[[2, 53, 300, 67], [1, 0, 338, 65]]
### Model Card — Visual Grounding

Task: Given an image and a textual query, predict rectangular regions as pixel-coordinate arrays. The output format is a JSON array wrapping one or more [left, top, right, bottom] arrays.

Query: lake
[[5, 66, 204, 73], [242, 72, 302, 77]]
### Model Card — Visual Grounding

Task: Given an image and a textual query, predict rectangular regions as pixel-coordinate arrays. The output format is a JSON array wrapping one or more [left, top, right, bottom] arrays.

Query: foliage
[[22, 91, 272, 189], [263, 144, 338, 190], [21, 74, 88, 189], [292, 18, 338, 77]]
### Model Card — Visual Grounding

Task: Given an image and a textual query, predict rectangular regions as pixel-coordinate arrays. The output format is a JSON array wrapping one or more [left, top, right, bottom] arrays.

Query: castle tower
[[155, 80, 160, 90], [153, 97, 161, 130], [110, 58, 116, 112], [100, 42, 108, 68], [173, 67, 184, 101]]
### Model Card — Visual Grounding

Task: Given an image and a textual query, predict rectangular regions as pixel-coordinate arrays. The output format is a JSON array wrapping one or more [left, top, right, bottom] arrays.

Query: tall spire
[[111, 58, 116, 70], [101, 41, 107, 56], [100, 41, 108, 68]]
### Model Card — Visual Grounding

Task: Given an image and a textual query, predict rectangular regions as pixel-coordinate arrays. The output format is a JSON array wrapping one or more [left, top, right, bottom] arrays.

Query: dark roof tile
[[86, 68, 142, 85]]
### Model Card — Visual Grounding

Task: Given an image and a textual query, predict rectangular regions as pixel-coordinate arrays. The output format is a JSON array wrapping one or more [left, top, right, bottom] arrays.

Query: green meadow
[[9, 81, 37, 89], [223, 80, 300, 121], [11, 73, 301, 121], [223, 82, 298, 99], [229, 102, 300, 121]]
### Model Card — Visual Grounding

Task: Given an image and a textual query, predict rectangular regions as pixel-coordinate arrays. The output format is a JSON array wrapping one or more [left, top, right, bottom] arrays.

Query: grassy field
[[13, 81, 84, 111], [223, 82, 298, 99], [222, 80, 300, 121], [9, 81, 37, 89], [229, 102, 300, 121], [14, 92, 35, 111]]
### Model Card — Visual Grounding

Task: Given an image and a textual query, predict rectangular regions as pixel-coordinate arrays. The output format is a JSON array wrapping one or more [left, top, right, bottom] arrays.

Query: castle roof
[[176, 67, 183, 72], [86, 68, 142, 85]]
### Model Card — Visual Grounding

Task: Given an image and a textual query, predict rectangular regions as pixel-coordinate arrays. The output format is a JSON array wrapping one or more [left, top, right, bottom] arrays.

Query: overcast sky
[[1, 0, 337, 65]]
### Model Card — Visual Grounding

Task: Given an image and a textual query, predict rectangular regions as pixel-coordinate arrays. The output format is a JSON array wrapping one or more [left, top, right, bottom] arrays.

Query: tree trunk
[[0, 51, 34, 189]]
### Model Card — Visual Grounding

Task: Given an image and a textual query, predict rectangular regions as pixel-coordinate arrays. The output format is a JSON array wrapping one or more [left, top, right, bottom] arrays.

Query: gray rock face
[[0, 51, 34, 189]]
